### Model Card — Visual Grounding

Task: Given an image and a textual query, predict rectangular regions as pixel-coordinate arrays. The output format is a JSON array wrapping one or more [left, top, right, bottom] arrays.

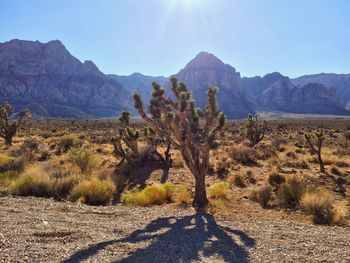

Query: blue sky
[[1, 0, 349, 77]]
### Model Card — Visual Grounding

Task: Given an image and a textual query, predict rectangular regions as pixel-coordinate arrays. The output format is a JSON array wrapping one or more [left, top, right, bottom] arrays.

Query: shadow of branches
[[62, 213, 255, 263]]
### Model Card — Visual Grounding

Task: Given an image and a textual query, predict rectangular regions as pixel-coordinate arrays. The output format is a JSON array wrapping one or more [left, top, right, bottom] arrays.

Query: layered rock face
[[292, 73, 350, 110], [242, 73, 349, 115], [0, 39, 130, 118], [175, 52, 255, 119]]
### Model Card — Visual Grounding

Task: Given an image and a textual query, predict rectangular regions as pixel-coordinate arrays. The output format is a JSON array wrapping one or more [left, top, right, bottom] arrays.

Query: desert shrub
[[286, 151, 297, 159], [251, 186, 272, 208], [207, 182, 230, 200], [9, 169, 51, 197], [121, 183, 191, 206], [215, 157, 231, 178], [172, 186, 192, 204], [0, 170, 19, 193], [162, 183, 191, 204], [67, 147, 99, 174], [346, 175, 350, 185], [40, 131, 52, 139], [334, 160, 349, 168], [231, 145, 257, 166], [245, 170, 256, 184], [301, 189, 348, 225], [0, 154, 24, 173], [69, 177, 115, 206], [284, 160, 309, 169], [228, 173, 247, 188], [295, 148, 305, 154], [330, 165, 342, 176], [277, 175, 307, 206], [58, 134, 80, 152], [209, 198, 228, 214], [50, 174, 81, 199], [268, 170, 285, 188], [255, 143, 277, 160], [294, 142, 304, 148]]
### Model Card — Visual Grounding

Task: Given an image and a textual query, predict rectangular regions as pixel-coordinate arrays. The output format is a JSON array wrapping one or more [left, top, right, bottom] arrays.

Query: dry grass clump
[[231, 145, 257, 166], [301, 188, 348, 225], [0, 154, 25, 173], [215, 157, 231, 178], [255, 143, 277, 160], [69, 177, 115, 206], [286, 150, 297, 159], [251, 186, 273, 208], [0, 171, 19, 193], [227, 173, 247, 188], [58, 133, 81, 152], [121, 183, 191, 206], [277, 175, 307, 206], [267, 169, 285, 188], [207, 182, 231, 214], [330, 165, 342, 176], [346, 175, 350, 185], [9, 166, 51, 197], [207, 182, 230, 200], [67, 147, 99, 174], [51, 175, 81, 199], [284, 160, 310, 169]]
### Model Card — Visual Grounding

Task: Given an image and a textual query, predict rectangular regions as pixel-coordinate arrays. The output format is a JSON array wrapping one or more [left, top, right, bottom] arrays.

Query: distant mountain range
[[0, 39, 349, 118]]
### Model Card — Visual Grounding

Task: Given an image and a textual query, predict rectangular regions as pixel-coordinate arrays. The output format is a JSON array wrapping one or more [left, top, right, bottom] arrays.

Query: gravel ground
[[0, 196, 349, 263]]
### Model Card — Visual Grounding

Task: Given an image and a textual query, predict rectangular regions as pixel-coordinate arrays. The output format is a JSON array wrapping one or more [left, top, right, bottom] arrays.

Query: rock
[[0, 39, 131, 118]]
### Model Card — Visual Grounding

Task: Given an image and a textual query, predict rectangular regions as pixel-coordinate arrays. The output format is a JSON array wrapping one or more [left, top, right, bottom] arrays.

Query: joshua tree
[[304, 130, 325, 173], [0, 101, 31, 146], [112, 110, 172, 166], [244, 114, 266, 147], [133, 78, 225, 210]]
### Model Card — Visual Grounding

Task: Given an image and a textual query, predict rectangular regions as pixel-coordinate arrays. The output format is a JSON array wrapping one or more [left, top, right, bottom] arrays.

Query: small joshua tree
[[244, 114, 266, 147], [304, 130, 325, 173], [133, 78, 225, 210], [112, 111, 171, 166], [0, 101, 31, 146]]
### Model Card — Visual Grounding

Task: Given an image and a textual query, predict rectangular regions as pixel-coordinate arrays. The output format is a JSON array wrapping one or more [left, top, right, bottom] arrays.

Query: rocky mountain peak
[[184, 51, 237, 74], [81, 60, 103, 76]]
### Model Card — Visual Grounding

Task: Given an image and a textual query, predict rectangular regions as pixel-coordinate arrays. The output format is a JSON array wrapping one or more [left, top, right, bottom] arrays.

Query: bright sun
[[173, 0, 201, 10]]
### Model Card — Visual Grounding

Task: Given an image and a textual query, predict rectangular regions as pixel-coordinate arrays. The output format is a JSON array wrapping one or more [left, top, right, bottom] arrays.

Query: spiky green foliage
[[244, 114, 266, 147], [0, 101, 31, 146], [112, 111, 171, 166], [133, 77, 226, 210], [304, 130, 325, 173]]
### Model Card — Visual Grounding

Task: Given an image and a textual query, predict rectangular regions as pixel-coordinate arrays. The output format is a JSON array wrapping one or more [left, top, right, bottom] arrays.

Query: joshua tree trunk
[[193, 172, 209, 210], [318, 152, 325, 173], [5, 135, 12, 146]]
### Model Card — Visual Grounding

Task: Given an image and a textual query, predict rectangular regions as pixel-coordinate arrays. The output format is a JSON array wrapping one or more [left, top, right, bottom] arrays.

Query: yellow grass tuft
[[207, 182, 230, 200], [121, 183, 191, 206], [69, 177, 116, 206]]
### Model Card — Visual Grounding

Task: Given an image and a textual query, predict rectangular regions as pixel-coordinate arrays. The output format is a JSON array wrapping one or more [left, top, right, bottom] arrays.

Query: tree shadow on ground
[[62, 213, 255, 263]]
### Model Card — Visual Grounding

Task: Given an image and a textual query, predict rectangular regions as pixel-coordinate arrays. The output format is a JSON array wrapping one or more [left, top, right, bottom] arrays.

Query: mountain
[[241, 72, 349, 115], [1, 39, 349, 119], [0, 39, 130, 118], [108, 73, 167, 103], [292, 73, 350, 110], [174, 52, 255, 119]]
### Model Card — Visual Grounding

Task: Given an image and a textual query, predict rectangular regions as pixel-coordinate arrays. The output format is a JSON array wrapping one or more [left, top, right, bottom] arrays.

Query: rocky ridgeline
[[0, 39, 349, 118]]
